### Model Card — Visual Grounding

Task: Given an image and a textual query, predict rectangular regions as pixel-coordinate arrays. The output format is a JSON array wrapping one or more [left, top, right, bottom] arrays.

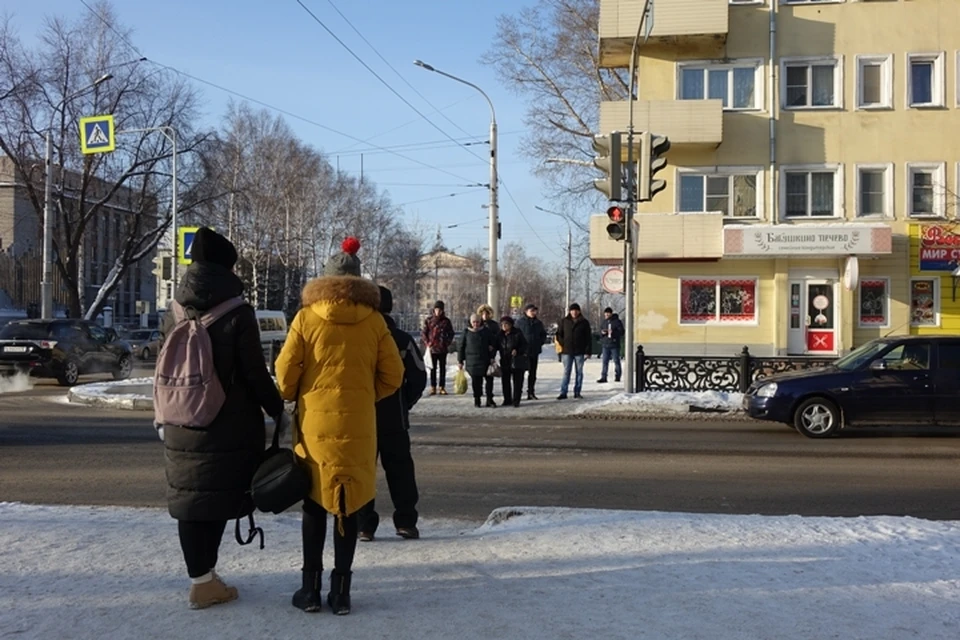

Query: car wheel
[[140, 347, 151, 360], [57, 361, 80, 387], [793, 397, 841, 438], [113, 355, 132, 381]]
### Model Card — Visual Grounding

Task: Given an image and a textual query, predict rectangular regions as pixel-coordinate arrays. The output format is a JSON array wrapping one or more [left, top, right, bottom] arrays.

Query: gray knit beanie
[[324, 237, 362, 277]]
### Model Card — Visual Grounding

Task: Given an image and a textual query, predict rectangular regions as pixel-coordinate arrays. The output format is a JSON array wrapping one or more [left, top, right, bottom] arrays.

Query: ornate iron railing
[[635, 346, 834, 393]]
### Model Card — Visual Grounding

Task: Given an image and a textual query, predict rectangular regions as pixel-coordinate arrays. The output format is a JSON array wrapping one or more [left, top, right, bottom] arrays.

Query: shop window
[[678, 60, 763, 110], [909, 278, 939, 327], [782, 166, 842, 218], [858, 278, 889, 328], [680, 278, 757, 325], [678, 171, 760, 218], [907, 163, 945, 217], [782, 57, 842, 109]]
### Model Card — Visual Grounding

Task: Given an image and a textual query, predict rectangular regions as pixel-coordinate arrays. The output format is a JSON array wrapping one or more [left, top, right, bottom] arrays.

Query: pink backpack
[[153, 297, 246, 428]]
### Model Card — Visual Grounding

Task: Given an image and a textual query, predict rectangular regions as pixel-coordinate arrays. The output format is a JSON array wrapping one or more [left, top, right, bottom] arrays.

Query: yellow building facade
[[590, 0, 960, 356]]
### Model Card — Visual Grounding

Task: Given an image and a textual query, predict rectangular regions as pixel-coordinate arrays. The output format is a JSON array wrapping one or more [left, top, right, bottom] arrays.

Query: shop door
[[787, 280, 838, 355]]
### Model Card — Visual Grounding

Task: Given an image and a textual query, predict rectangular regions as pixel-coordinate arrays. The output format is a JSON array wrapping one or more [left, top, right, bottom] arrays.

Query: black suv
[[0, 319, 133, 386]]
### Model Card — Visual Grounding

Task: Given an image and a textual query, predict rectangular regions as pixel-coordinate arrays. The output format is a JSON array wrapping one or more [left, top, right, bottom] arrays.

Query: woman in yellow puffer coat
[[275, 237, 404, 616]]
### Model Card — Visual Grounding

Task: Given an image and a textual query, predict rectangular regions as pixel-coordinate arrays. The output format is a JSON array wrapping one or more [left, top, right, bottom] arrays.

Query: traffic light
[[638, 132, 671, 202], [592, 132, 623, 201], [606, 205, 626, 241]]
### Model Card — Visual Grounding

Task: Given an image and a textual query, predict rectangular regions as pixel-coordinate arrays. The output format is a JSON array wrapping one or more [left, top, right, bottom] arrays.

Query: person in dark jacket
[[514, 304, 547, 399], [357, 286, 427, 542], [597, 307, 625, 383], [458, 314, 495, 408], [158, 227, 284, 610], [476, 304, 500, 406], [421, 300, 455, 395], [498, 316, 528, 408], [555, 303, 592, 400]]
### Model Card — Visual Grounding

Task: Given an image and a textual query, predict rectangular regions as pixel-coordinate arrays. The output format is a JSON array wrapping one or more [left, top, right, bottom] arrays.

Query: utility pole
[[565, 227, 572, 312]]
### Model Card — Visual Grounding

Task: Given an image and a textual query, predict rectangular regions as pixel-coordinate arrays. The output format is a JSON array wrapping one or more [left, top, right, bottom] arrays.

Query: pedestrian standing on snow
[[597, 307, 625, 384], [514, 303, 547, 400], [555, 303, 592, 400], [458, 313, 495, 408], [421, 300, 454, 395], [357, 285, 427, 542], [158, 227, 285, 610], [498, 315, 528, 408], [476, 303, 500, 406], [275, 237, 405, 616]]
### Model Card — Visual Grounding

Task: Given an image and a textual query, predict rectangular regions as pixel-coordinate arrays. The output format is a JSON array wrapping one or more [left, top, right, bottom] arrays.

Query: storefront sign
[[918, 225, 960, 272], [724, 224, 892, 257]]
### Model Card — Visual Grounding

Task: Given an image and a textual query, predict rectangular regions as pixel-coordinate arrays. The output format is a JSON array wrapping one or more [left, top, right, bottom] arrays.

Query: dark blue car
[[744, 336, 960, 438]]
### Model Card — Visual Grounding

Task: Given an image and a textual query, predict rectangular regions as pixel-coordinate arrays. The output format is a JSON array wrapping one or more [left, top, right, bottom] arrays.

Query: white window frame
[[909, 277, 941, 328], [857, 277, 891, 329], [781, 56, 844, 109], [856, 54, 893, 110], [906, 52, 945, 108], [730, 0, 764, 5], [906, 162, 946, 218], [781, 0, 843, 4], [675, 167, 765, 220], [678, 277, 760, 326], [676, 59, 765, 111], [779, 164, 845, 220], [854, 163, 894, 218]]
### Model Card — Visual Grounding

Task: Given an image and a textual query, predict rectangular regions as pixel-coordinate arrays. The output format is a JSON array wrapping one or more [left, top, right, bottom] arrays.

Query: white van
[[256, 310, 288, 345]]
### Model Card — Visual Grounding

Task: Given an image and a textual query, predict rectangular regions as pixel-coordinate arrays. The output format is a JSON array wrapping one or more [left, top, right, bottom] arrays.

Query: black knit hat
[[604, 307, 613, 314], [500, 315, 514, 325], [524, 303, 538, 312], [191, 227, 237, 269], [434, 300, 445, 310], [378, 285, 393, 314], [568, 303, 581, 312]]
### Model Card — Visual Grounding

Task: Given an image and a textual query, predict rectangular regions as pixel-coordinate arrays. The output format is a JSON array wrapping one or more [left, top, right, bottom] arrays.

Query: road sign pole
[[171, 131, 178, 296]]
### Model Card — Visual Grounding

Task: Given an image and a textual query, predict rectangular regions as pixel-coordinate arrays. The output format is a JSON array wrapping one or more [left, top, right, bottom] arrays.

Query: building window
[[781, 166, 842, 218], [856, 55, 892, 109], [678, 170, 760, 218], [855, 164, 893, 217], [858, 278, 889, 328], [910, 278, 939, 327], [678, 61, 762, 110], [906, 163, 945, 217], [679, 278, 757, 325], [782, 57, 842, 109], [907, 53, 944, 108]]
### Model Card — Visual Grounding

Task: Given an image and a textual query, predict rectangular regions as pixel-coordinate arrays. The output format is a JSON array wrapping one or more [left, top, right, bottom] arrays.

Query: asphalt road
[[3, 372, 960, 523]]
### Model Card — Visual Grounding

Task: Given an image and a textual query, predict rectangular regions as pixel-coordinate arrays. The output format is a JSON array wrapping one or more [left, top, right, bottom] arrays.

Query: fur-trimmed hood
[[301, 275, 381, 325]]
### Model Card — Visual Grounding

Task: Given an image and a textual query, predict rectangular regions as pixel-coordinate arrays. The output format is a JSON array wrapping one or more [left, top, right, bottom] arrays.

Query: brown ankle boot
[[429, 386, 437, 396], [438, 387, 448, 395], [189, 574, 239, 610]]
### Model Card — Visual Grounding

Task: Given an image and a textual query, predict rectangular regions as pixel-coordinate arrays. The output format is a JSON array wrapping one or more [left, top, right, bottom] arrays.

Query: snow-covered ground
[[1, 502, 958, 639]]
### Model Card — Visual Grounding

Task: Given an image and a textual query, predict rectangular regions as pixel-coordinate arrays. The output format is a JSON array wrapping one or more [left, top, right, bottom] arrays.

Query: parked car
[[743, 336, 960, 438], [0, 319, 133, 386], [126, 329, 162, 360]]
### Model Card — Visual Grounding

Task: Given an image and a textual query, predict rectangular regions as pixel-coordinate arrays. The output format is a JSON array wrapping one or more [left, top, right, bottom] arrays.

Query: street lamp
[[413, 59, 500, 313], [535, 206, 572, 312], [41, 73, 113, 320]]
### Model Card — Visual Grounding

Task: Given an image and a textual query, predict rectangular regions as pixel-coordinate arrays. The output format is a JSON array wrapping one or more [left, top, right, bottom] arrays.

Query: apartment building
[[416, 250, 486, 325], [590, 0, 960, 356]]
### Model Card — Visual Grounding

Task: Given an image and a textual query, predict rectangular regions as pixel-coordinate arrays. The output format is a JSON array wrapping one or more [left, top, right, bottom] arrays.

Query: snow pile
[[67, 377, 153, 410], [0, 371, 33, 394], [1, 502, 959, 639], [577, 390, 744, 415]]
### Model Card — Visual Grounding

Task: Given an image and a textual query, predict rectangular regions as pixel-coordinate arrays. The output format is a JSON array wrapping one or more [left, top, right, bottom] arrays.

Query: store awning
[[724, 224, 893, 258]]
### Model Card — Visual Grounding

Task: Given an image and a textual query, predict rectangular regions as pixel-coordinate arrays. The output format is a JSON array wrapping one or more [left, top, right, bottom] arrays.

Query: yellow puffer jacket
[[275, 276, 404, 517]]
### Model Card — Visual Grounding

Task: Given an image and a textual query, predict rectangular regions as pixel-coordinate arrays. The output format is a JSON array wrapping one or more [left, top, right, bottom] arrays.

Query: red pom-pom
[[342, 237, 360, 255]]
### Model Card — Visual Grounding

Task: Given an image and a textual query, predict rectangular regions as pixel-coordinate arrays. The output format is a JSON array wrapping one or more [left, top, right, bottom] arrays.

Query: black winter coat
[[556, 315, 592, 356], [600, 314, 625, 347], [481, 318, 501, 352], [499, 328, 529, 371], [515, 314, 547, 356], [159, 262, 284, 522], [458, 327, 494, 378], [377, 314, 427, 434]]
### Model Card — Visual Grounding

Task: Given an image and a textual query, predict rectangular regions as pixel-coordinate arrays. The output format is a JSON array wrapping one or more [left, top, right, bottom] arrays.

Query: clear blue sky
[[8, 0, 568, 265]]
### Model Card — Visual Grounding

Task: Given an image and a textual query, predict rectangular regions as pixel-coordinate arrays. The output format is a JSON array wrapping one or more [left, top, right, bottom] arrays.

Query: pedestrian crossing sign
[[79, 115, 116, 155], [178, 226, 201, 265]]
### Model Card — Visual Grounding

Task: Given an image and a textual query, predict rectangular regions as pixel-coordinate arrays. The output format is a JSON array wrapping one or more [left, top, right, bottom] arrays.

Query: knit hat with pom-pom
[[324, 237, 362, 277]]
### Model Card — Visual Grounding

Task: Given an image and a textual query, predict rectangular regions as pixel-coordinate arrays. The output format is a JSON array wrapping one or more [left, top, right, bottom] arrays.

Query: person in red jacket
[[421, 300, 455, 395]]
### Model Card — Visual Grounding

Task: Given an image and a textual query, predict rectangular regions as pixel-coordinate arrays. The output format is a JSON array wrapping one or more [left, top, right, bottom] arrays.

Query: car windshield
[[0, 323, 52, 340], [833, 340, 892, 371], [129, 331, 152, 340]]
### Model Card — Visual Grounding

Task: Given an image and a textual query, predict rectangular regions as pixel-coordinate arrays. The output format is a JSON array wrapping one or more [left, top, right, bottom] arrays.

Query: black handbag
[[251, 413, 311, 515]]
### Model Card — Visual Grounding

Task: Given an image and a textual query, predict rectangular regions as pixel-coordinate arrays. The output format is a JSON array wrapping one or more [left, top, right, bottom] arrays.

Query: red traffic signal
[[606, 205, 626, 242], [607, 206, 625, 222]]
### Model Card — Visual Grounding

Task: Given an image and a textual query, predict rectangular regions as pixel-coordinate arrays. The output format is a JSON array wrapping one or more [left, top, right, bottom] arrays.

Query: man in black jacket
[[597, 307, 625, 383], [515, 304, 547, 399], [358, 286, 427, 541], [555, 303, 592, 400]]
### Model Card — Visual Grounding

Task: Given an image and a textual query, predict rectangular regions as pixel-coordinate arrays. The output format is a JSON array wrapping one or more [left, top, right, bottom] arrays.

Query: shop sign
[[724, 224, 892, 257], [918, 225, 960, 272]]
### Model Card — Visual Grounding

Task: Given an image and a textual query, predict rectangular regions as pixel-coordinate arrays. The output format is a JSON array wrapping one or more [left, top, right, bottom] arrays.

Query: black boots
[[292, 570, 323, 613], [328, 570, 352, 615]]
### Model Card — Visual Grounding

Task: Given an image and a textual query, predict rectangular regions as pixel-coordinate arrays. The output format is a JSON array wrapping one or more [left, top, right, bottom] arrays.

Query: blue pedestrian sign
[[78, 115, 115, 155], [179, 226, 200, 265]]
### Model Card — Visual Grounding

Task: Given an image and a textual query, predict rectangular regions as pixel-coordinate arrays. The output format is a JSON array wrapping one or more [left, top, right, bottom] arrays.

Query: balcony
[[598, 0, 728, 68], [599, 99, 723, 148], [590, 212, 723, 266]]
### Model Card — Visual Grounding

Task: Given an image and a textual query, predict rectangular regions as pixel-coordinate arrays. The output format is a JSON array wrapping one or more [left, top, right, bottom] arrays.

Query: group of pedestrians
[[156, 229, 425, 615]]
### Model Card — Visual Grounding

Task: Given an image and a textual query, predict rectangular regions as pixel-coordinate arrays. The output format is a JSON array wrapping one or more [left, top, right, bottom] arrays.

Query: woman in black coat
[[458, 313, 495, 408], [498, 316, 529, 408], [158, 227, 284, 610]]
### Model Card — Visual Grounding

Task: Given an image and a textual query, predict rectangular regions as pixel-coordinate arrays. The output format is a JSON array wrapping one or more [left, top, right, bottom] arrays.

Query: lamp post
[[535, 206, 572, 312], [414, 59, 500, 312], [41, 73, 113, 320]]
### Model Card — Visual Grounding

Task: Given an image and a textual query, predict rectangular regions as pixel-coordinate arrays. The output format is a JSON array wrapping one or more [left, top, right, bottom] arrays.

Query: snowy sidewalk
[[2, 502, 959, 639]]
